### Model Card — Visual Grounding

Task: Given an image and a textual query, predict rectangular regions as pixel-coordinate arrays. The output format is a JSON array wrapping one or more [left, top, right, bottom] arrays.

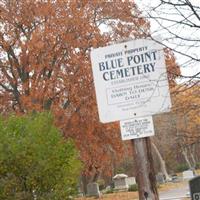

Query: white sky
[[135, 0, 200, 81]]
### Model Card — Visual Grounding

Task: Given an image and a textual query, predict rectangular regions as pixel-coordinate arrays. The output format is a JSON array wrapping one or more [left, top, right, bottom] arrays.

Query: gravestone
[[105, 185, 111, 191], [113, 174, 128, 190], [156, 173, 165, 184], [189, 176, 200, 200], [183, 170, 194, 180], [87, 182, 100, 197], [77, 187, 84, 197], [171, 174, 180, 183], [126, 177, 136, 186]]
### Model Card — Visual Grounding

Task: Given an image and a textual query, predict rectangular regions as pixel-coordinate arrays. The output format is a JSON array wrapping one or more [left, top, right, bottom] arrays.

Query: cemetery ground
[[77, 181, 189, 200], [77, 170, 200, 200]]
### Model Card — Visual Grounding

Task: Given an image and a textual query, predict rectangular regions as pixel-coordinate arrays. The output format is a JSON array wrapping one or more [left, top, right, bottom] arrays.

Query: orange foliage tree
[[171, 83, 200, 168], [0, 0, 180, 180], [0, 0, 149, 177]]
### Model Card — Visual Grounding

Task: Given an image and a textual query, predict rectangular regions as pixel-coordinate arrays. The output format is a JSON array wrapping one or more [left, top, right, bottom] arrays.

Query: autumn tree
[[171, 83, 200, 169], [131, 0, 200, 174], [152, 81, 200, 174], [153, 112, 182, 173], [0, 0, 151, 180], [0, 2, 183, 193]]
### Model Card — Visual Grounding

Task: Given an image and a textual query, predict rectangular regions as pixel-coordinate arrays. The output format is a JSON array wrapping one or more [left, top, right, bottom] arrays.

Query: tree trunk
[[151, 142, 170, 180], [182, 148, 193, 169], [81, 175, 88, 196], [132, 138, 159, 200], [91, 171, 100, 182], [190, 145, 196, 168]]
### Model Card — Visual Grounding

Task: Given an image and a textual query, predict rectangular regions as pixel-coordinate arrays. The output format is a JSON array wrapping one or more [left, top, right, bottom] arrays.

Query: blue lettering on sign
[[98, 50, 158, 81]]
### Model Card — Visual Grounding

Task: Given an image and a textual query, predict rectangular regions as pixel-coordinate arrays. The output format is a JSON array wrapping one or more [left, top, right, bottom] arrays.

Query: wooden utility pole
[[132, 137, 159, 200], [90, 38, 170, 200]]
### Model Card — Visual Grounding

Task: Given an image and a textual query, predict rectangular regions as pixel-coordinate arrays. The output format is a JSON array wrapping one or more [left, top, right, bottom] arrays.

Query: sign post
[[120, 116, 158, 199], [132, 137, 159, 200], [91, 39, 171, 200]]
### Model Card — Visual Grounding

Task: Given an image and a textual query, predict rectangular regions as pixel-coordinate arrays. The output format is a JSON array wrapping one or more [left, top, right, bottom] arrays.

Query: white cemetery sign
[[120, 116, 154, 140], [91, 39, 171, 123]]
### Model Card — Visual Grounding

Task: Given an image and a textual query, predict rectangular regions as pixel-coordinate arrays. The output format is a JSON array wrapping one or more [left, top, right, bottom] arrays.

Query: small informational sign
[[91, 39, 171, 123], [120, 116, 154, 140]]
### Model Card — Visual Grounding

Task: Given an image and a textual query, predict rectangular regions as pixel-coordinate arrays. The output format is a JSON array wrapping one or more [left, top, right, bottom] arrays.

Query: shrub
[[175, 163, 189, 172], [97, 179, 105, 191], [105, 188, 114, 194], [195, 162, 200, 169], [128, 184, 138, 192], [0, 112, 82, 200]]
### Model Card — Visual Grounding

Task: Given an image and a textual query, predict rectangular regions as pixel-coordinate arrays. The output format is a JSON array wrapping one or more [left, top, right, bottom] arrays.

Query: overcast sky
[[135, 0, 200, 80]]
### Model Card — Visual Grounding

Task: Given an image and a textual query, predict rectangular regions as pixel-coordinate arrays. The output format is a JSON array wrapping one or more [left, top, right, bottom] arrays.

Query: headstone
[[105, 186, 111, 191], [171, 174, 179, 182], [189, 176, 200, 200], [87, 182, 100, 197], [156, 173, 165, 184], [113, 174, 128, 190], [126, 177, 136, 186], [77, 187, 84, 197], [183, 170, 194, 180]]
